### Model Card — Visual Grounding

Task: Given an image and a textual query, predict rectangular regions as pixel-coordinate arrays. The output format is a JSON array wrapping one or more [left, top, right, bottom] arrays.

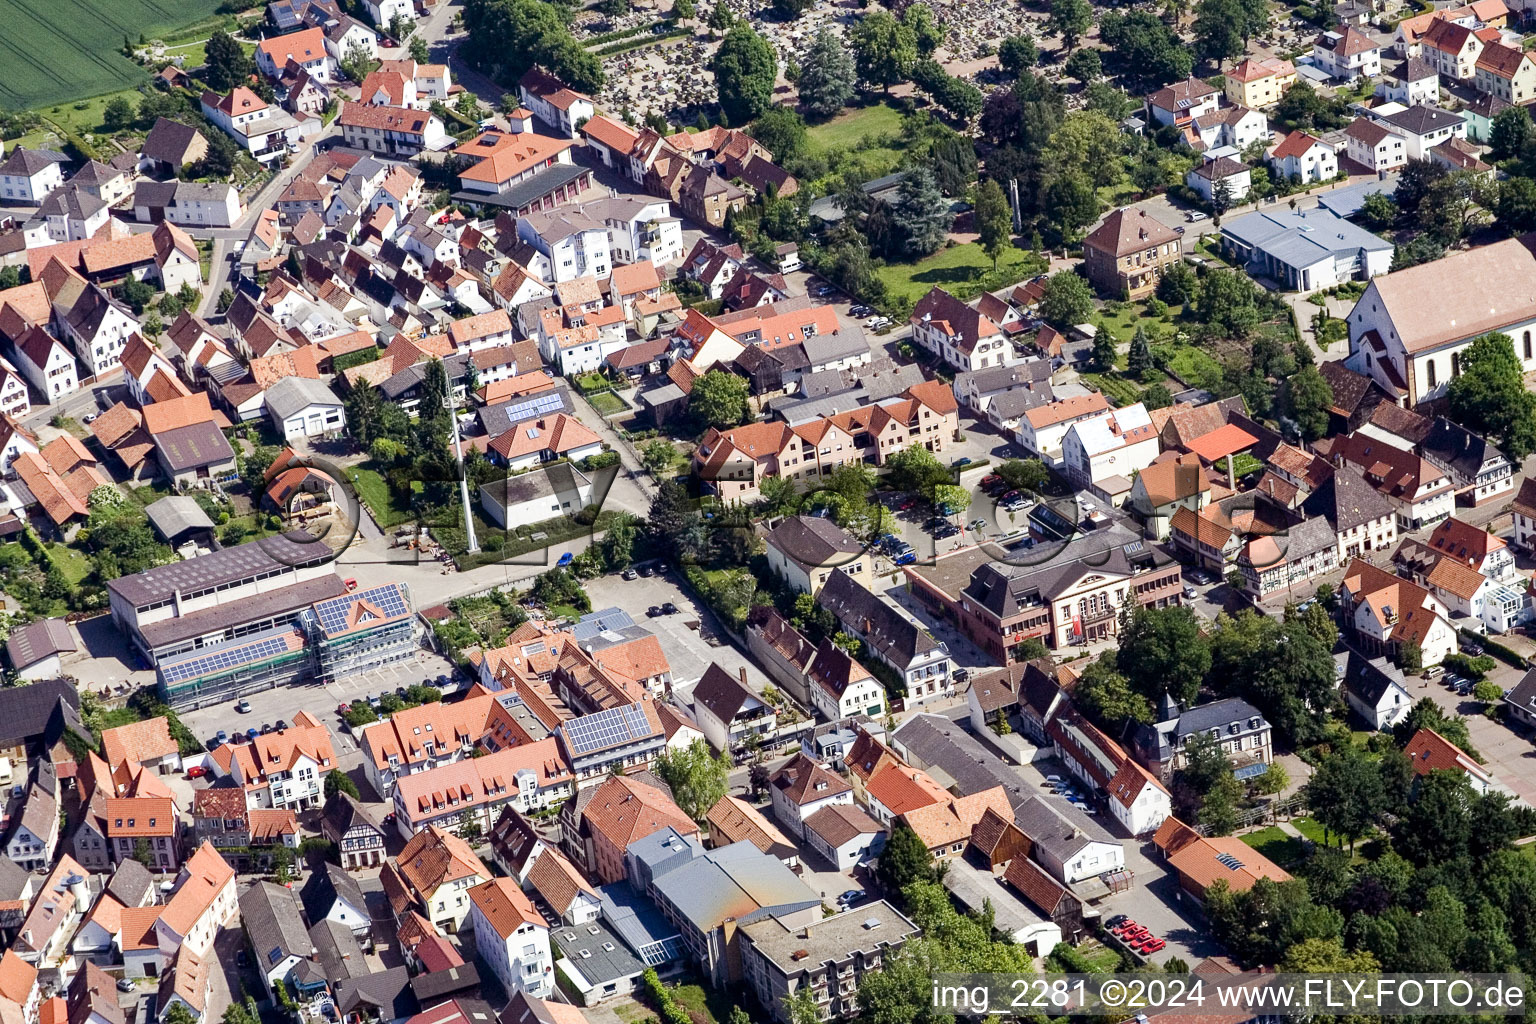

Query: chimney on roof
[[739, 666, 748, 688]]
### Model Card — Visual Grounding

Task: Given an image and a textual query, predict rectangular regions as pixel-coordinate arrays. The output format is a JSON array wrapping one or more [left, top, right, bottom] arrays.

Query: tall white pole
[[448, 389, 479, 554]]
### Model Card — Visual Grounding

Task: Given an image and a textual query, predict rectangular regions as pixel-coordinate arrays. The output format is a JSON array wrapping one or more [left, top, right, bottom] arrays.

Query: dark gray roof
[[1378, 105, 1463, 136], [410, 967, 483, 1004], [39, 186, 106, 221], [765, 515, 863, 569], [1419, 417, 1509, 486], [334, 965, 416, 1019], [152, 420, 236, 473], [1302, 464, 1393, 533], [500, 992, 584, 1024], [240, 881, 315, 968], [144, 496, 215, 541], [1505, 666, 1536, 715], [1342, 647, 1408, 708], [451, 162, 590, 211], [0, 678, 80, 749], [550, 918, 646, 985], [7, 617, 75, 669], [1013, 795, 1120, 863], [1285, 514, 1339, 561], [107, 532, 335, 608], [476, 383, 575, 437], [139, 573, 346, 649], [690, 663, 762, 725], [309, 918, 368, 985], [818, 569, 943, 671], [300, 860, 369, 924], [0, 148, 66, 177], [890, 713, 1033, 811], [1173, 696, 1268, 742], [133, 181, 179, 209], [596, 880, 685, 966], [105, 858, 154, 907], [479, 463, 588, 513], [0, 854, 29, 902]]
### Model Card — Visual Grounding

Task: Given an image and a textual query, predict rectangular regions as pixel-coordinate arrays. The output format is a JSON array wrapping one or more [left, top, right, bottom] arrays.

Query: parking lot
[[581, 569, 776, 699]]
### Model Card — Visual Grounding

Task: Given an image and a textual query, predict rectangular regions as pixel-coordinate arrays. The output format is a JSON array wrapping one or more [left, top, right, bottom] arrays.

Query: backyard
[[349, 462, 419, 528], [876, 242, 1046, 307], [804, 101, 908, 181]]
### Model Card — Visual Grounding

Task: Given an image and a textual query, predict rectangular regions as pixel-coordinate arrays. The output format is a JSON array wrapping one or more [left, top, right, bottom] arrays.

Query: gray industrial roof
[[107, 533, 334, 608], [649, 841, 818, 932], [1221, 207, 1391, 272], [550, 918, 645, 986], [6, 618, 75, 669], [144, 496, 215, 542], [266, 376, 343, 422]]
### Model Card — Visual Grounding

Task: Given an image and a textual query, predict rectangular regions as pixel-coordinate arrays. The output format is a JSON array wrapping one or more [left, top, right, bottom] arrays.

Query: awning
[[1233, 761, 1268, 781]]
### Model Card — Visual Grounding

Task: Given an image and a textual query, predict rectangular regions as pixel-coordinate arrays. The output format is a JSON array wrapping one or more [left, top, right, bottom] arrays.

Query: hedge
[[1459, 628, 1526, 668]]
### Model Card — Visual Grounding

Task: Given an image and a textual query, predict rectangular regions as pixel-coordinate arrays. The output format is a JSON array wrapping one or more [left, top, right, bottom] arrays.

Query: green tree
[[324, 772, 360, 799], [797, 29, 856, 118], [1306, 748, 1385, 850], [1117, 605, 1210, 706], [888, 166, 951, 258], [1142, 382, 1174, 409], [884, 444, 951, 496], [1194, 0, 1246, 64], [461, 0, 605, 93], [1474, 679, 1504, 704], [673, 0, 695, 18], [995, 458, 1048, 492], [875, 820, 933, 893], [974, 178, 1012, 271], [902, 3, 945, 55], [641, 439, 681, 476], [1446, 332, 1536, 459], [708, 2, 734, 29], [712, 26, 777, 125], [654, 739, 730, 819], [1038, 270, 1094, 328], [345, 378, 384, 448], [1197, 267, 1263, 339], [752, 106, 807, 161], [1127, 325, 1154, 379], [1098, 10, 1193, 88], [409, 34, 430, 63], [1398, 640, 1423, 674], [689, 369, 752, 428], [1074, 657, 1153, 731], [757, 475, 801, 516], [1064, 47, 1102, 82], [1494, 176, 1536, 235], [1092, 330, 1117, 370], [1048, 0, 1092, 50], [103, 96, 135, 131], [1489, 104, 1533, 161], [784, 985, 821, 1024], [1043, 170, 1100, 241], [931, 484, 970, 516], [1286, 363, 1334, 441], [163, 1005, 196, 1024], [1358, 191, 1398, 231], [998, 35, 1038, 76], [851, 12, 918, 92], [1044, 111, 1125, 189], [646, 480, 699, 559], [133, 838, 155, 868], [203, 29, 253, 91]]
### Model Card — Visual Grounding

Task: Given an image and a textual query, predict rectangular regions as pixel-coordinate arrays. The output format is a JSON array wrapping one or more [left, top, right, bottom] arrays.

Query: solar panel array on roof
[[560, 703, 653, 757], [572, 607, 636, 642], [1215, 852, 1246, 871], [505, 391, 566, 422], [159, 628, 302, 684], [312, 583, 410, 637]]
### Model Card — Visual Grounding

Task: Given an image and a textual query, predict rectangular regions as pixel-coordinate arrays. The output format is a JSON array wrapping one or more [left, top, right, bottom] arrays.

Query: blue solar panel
[[313, 583, 410, 636], [573, 607, 636, 641], [160, 631, 298, 684], [561, 704, 654, 757], [505, 391, 567, 422]]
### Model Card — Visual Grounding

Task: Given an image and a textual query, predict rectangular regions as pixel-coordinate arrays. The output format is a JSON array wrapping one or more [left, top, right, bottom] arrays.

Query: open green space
[[805, 101, 908, 179], [1243, 825, 1305, 868], [0, 0, 223, 110], [350, 462, 421, 528], [586, 392, 626, 415], [876, 242, 1046, 306]]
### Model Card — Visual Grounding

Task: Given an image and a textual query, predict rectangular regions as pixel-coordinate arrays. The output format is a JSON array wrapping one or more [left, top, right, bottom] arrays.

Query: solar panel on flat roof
[[159, 629, 301, 684]]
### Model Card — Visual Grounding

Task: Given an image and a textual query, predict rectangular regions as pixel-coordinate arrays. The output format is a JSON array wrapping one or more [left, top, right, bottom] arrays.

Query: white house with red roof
[[256, 27, 336, 82], [208, 712, 336, 810], [154, 842, 237, 958], [1061, 402, 1161, 503], [517, 69, 595, 138], [1340, 558, 1459, 666], [910, 286, 1016, 372], [1267, 131, 1339, 183], [467, 878, 553, 998]]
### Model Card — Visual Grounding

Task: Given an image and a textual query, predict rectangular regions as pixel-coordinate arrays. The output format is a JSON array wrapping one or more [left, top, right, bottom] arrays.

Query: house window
[[1427, 359, 1437, 387]]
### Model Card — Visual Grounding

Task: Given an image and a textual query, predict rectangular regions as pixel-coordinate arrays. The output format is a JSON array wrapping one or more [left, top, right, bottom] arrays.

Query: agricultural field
[[0, 0, 223, 111]]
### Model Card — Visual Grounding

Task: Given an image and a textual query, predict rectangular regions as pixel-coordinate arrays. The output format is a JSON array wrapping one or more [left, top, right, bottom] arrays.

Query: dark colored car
[[661, 602, 679, 615], [647, 606, 663, 617]]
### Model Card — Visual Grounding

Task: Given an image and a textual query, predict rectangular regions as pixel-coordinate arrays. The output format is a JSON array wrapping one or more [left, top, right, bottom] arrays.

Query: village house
[[1081, 208, 1184, 300]]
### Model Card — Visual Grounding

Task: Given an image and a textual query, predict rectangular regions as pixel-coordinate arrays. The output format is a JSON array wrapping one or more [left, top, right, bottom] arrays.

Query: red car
[[1135, 937, 1167, 954], [980, 474, 1004, 491], [186, 766, 206, 779], [1110, 921, 1139, 935], [337, 703, 352, 714], [1120, 927, 1151, 943]]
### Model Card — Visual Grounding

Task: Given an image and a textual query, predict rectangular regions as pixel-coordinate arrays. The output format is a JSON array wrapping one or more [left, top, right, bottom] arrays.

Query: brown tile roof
[[704, 795, 794, 855], [101, 717, 176, 774], [1271, 130, 1325, 160], [1404, 726, 1490, 781], [770, 752, 852, 806], [1004, 854, 1072, 915], [1166, 831, 1291, 894], [105, 797, 178, 837], [580, 774, 698, 851], [524, 847, 596, 916], [802, 803, 882, 848], [1367, 236, 1536, 353], [1084, 207, 1182, 258], [397, 826, 489, 899], [1513, 476, 1536, 520], [1427, 516, 1505, 565], [467, 877, 546, 939], [864, 762, 948, 816], [899, 786, 1012, 850]]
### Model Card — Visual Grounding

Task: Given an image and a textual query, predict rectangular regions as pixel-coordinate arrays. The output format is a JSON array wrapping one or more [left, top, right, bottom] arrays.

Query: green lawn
[[587, 392, 625, 415], [805, 101, 907, 155], [1163, 346, 1225, 391], [1243, 826, 1305, 868], [1291, 816, 1333, 846], [876, 243, 1046, 306], [670, 981, 733, 1024], [0, 0, 224, 110], [350, 463, 419, 528], [50, 544, 94, 586]]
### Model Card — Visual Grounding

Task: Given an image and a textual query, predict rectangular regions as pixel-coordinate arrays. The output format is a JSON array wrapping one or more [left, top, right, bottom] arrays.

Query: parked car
[[556, 552, 575, 567], [186, 766, 207, 779], [622, 568, 638, 580], [838, 889, 863, 905], [647, 606, 664, 617], [1137, 937, 1167, 954], [662, 602, 680, 615], [245, 728, 258, 741], [894, 550, 917, 565], [214, 730, 228, 746], [236, 699, 251, 713], [953, 457, 973, 467], [980, 474, 1005, 492], [1105, 914, 1128, 929], [1183, 586, 1197, 599], [117, 979, 135, 993], [968, 518, 988, 532], [1187, 211, 1208, 222]]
